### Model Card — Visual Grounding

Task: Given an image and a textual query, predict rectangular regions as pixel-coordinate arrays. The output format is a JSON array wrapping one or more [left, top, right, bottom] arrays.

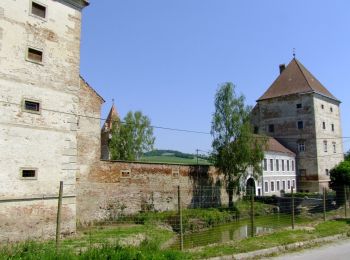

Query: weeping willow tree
[[211, 82, 266, 208]]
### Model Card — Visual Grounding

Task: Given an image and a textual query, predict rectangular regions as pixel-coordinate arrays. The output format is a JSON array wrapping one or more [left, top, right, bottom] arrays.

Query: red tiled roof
[[258, 59, 338, 102], [254, 135, 295, 156]]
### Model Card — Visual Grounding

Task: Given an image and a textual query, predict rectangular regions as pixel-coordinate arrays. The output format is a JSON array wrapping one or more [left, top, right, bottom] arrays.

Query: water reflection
[[171, 215, 291, 249]]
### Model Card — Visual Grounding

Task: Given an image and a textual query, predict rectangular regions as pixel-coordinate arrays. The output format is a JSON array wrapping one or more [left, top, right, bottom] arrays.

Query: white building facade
[[245, 137, 297, 196]]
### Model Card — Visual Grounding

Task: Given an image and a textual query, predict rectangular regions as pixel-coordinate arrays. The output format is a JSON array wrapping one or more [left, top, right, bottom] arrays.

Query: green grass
[[139, 155, 211, 165], [2, 206, 350, 260], [189, 220, 350, 259]]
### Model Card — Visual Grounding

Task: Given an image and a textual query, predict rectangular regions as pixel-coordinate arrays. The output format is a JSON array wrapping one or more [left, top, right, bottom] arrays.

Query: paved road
[[268, 239, 350, 260]]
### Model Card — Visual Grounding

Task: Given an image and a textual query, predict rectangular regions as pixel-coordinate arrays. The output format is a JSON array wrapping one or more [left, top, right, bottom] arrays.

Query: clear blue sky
[[80, 0, 350, 154]]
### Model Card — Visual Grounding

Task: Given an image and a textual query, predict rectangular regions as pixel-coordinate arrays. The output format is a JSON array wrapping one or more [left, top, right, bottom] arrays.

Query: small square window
[[31, 1, 46, 19], [22, 99, 41, 114], [172, 168, 180, 177], [296, 103, 302, 109], [27, 47, 43, 63], [121, 170, 131, 178], [20, 168, 37, 180], [268, 124, 275, 133], [297, 121, 304, 129]]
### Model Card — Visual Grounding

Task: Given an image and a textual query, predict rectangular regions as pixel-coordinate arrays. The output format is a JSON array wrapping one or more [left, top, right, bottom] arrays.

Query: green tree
[[330, 160, 350, 205], [211, 82, 266, 208], [345, 150, 350, 161], [109, 111, 155, 161]]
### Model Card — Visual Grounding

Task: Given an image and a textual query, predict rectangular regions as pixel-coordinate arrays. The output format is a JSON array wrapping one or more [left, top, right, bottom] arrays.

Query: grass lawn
[[1, 206, 350, 260], [139, 155, 211, 165]]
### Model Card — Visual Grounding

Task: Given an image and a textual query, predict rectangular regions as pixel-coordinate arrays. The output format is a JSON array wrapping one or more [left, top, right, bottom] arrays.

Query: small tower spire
[[293, 48, 296, 59]]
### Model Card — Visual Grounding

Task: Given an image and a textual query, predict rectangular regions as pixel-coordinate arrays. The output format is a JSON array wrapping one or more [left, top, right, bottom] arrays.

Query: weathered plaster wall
[[76, 161, 227, 224], [0, 0, 84, 241], [313, 95, 343, 188]]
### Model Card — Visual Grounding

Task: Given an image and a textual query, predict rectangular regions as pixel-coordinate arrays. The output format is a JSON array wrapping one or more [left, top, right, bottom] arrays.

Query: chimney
[[279, 64, 286, 74]]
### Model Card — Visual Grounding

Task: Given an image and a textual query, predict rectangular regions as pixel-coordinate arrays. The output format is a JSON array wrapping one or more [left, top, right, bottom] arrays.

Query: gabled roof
[[265, 136, 295, 156], [254, 135, 295, 156], [258, 58, 339, 102], [79, 75, 105, 103]]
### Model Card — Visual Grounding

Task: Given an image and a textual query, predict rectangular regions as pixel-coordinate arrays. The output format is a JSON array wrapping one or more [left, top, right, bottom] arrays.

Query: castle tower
[[0, 0, 88, 241], [251, 58, 343, 192], [101, 103, 119, 160]]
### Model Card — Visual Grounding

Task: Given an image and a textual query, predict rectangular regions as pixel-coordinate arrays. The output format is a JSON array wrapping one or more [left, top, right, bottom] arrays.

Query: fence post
[[345, 185, 348, 218], [56, 181, 63, 251], [291, 186, 295, 230], [250, 187, 255, 237], [178, 186, 184, 251], [323, 187, 326, 222]]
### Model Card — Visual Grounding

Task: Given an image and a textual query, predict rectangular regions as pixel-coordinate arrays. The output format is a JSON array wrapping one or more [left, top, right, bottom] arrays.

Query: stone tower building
[[251, 58, 343, 192], [0, 0, 89, 241]]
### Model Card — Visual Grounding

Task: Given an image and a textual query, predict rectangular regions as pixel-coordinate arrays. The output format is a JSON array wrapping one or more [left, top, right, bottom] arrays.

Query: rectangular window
[[268, 124, 275, 133], [277, 181, 280, 191], [322, 122, 326, 130], [27, 47, 43, 63], [31, 1, 46, 19], [287, 160, 290, 171], [292, 160, 295, 171], [271, 181, 275, 192], [321, 104, 324, 109], [287, 180, 291, 190], [282, 160, 285, 171], [333, 142, 336, 153], [22, 99, 41, 114], [331, 124, 335, 132], [282, 181, 286, 190], [254, 126, 259, 134], [292, 180, 295, 189], [297, 121, 304, 129], [326, 169, 329, 176], [270, 159, 274, 171], [265, 182, 269, 193], [298, 141, 305, 152], [276, 159, 279, 171], [330, 107, 333, 112], [324, 141, 328, 152], [263, 159, 267, 171], [20, 168, 37, 180], [296, 103, 302, 109]]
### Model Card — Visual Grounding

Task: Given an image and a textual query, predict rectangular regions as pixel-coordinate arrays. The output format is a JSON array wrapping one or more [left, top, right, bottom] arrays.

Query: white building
[[245, 137, 297, 196]]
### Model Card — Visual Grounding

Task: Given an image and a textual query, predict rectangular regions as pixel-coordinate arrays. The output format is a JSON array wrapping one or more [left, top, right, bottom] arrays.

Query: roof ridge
[[293, 59, 314, 93]]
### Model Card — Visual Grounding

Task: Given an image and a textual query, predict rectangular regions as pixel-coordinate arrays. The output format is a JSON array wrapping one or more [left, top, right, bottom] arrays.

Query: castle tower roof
[[104, 103, 119, 130], [258, 58, 339, 102]]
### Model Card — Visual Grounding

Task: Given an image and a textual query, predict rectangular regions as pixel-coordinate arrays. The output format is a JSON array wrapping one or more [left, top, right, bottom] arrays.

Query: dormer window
[[31, 1, 47, 19]]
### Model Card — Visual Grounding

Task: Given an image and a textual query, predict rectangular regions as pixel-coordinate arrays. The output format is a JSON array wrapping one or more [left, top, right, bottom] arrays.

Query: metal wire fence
[[50, 184, 350, 253]]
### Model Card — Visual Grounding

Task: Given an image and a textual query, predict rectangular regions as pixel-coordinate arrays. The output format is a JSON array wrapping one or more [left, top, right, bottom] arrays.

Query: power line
[[1, 99, 350, 140]]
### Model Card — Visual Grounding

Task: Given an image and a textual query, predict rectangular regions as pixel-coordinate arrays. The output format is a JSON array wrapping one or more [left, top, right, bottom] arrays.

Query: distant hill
[[141, 149, 211, 165]]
